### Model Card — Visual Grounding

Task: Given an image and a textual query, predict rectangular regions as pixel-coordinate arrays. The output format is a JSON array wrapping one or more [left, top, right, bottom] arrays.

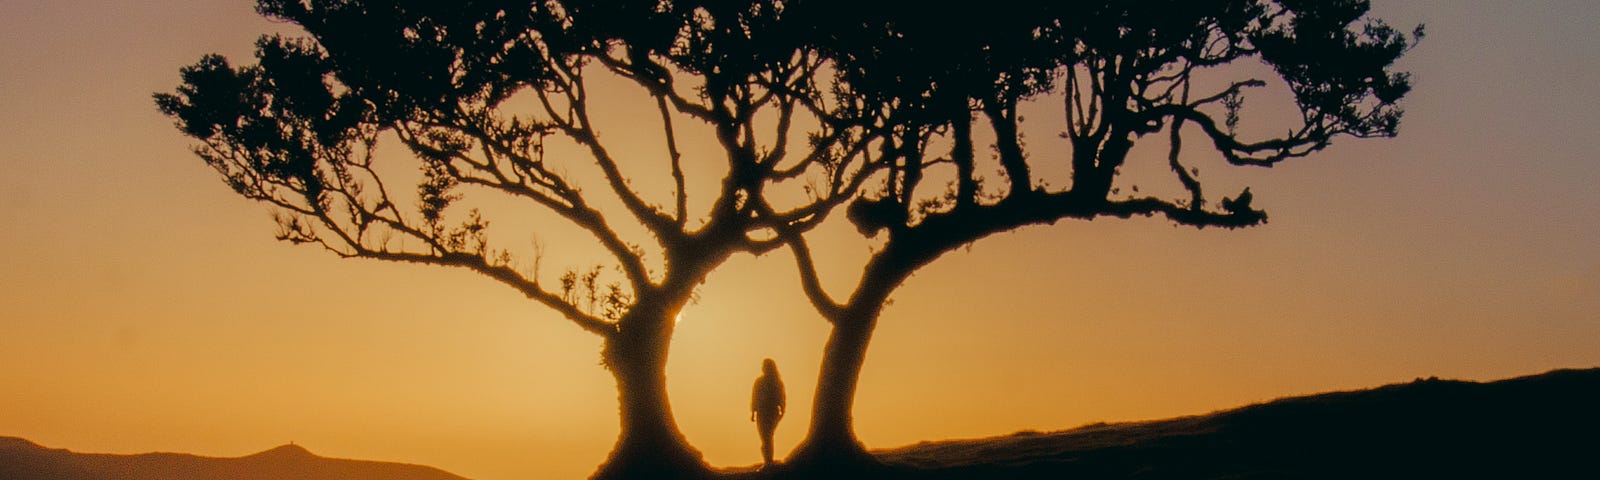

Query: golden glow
[[2, 2, 1599, 480]]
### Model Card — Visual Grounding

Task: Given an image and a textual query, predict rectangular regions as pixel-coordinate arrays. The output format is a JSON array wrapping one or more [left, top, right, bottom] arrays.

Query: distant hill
[[866, 368, 1600, 479], [0, 438, 470, 480]]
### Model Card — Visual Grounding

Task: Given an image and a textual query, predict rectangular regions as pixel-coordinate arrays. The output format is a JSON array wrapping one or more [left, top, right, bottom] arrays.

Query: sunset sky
[[2, 1, 1598, 479]]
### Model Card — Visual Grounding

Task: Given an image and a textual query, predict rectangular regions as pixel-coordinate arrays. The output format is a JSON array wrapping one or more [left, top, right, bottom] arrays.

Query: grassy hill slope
[[869, 368, 1600, 479]]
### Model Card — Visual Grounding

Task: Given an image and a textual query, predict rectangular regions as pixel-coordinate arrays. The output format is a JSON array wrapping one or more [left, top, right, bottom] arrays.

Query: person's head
[[762, 358, 778, 376]]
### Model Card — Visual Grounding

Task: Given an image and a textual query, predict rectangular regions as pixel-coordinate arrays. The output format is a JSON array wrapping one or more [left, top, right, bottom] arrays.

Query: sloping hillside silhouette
[[0, 438, 469, 480], [860, 368, 1600, 479]]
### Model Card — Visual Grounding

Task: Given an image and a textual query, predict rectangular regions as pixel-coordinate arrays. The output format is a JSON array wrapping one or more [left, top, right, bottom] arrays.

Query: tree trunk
[[787, 313, 882, 473], [589, 313, 709, 480]]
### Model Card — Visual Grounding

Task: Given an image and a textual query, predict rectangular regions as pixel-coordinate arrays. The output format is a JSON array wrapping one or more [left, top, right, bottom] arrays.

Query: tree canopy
[[157, 1, 898, 478], [158, 1, 1418, 477], [779, 0, 1418, 470]]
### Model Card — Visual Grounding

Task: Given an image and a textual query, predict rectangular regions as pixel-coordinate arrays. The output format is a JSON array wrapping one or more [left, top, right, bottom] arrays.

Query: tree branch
[[778, 224, 843, 320], [349, 250, 617, 336], [656, 94, 690, 225]]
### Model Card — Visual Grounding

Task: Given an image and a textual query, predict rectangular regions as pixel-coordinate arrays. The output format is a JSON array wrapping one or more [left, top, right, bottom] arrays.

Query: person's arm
[[751, 380, 760, 422], [777, 381, 786, 417]]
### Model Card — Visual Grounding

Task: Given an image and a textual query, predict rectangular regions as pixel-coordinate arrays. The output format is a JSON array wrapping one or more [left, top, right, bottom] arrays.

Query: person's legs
[[757, 414, 777, 465]]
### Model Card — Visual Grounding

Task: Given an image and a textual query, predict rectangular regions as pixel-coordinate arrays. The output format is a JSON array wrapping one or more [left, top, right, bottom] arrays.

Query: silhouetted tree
[[156, 1, 893, 478], [778, 0, 1420, 470]]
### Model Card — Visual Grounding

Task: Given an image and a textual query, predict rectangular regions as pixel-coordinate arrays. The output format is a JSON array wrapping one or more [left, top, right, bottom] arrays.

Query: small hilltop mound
[[243, 443, 314, 460]]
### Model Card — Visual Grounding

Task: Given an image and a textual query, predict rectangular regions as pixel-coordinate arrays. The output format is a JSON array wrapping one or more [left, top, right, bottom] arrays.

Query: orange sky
[[3, 2, 1599, 480]]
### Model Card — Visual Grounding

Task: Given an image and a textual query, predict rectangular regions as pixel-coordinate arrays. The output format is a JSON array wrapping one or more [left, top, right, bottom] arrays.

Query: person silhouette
[[751, 358, 786, 468]]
